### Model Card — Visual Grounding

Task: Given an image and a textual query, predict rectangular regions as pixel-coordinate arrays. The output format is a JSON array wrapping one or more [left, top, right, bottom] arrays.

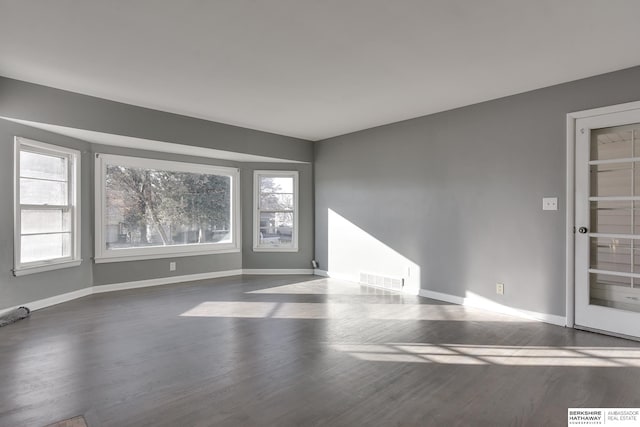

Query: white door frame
[[566, 100, 640, 328]]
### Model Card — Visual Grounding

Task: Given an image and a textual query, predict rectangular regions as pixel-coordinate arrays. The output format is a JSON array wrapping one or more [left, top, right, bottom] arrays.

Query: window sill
[[13, 259, 83, 277], [94, 248, 241, 264]]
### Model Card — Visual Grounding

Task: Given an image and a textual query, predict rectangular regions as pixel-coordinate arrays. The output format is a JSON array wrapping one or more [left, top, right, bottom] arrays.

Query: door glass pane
[[590, 273, 640, 313], [589, 123, 640, 313], [21, 233, 71, 263], [590, 162, 633, 197], [590, 201, 640, 234], [590, 237, 639, 273]]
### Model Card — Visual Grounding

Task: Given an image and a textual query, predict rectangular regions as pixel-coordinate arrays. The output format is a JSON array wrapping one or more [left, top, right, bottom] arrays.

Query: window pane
[[590, 272, 640, 313], [105, 165, 232, 250], [21, 209, 71, 234], [591, 126, 639, 161], [20, 178, 68, 205], [21, 233, 71, 263], [590, 237, 640, 274], [21, 150, 68, 181], [259, 193, 293, 210], [259, 212, 293, 247], [260, 176, 293, 194]]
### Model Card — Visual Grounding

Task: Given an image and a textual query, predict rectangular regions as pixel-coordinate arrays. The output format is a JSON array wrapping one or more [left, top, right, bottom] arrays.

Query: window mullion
[[21, 231, 73, 237], [258, 209, 294, 213], [19, 176, 69, 184], [20, 204, 70, 210]]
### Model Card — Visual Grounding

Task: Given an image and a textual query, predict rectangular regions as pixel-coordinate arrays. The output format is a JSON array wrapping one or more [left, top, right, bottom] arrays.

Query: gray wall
[[241, 163, 314, 270], [315, 65, 640, 317], [0, 77, 313, 163], [90, 144, 244, 286], [0, 78, 314, 308], [0, 119, 93, 308]]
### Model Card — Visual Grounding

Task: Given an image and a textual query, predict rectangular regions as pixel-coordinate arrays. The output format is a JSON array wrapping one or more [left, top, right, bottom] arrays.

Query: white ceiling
[[1, 1, 640, 141]]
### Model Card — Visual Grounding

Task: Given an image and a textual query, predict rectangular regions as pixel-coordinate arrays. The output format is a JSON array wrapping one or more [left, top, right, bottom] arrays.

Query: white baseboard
[[420, 289, 465, 305], [243, 269, 314, 275], [3, 270, 565, 328], [0, 287, 93, 317], [93, 269, 244, 294], [2, 268, 314, 315], [319, 270, 358, 282], [418, 289, 567, 327]]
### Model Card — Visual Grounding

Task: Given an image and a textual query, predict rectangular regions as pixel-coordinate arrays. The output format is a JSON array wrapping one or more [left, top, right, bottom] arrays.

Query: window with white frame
[[253, 170, 298, 251], [13, 137, 81, 276], [95, 154, 240, 262]]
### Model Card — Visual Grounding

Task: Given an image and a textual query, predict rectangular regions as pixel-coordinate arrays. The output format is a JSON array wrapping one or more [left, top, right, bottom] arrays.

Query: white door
[[575, 107, 640, 338]]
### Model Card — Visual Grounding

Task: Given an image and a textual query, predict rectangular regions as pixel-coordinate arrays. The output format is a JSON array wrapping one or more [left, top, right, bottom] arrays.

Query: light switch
[[543, 197, 558, 211]]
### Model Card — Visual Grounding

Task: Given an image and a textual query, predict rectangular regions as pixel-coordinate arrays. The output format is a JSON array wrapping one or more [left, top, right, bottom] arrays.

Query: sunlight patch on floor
[[246, 279, 375, 295], [331, 343, 640, 367], [179, 301, 533, 321]]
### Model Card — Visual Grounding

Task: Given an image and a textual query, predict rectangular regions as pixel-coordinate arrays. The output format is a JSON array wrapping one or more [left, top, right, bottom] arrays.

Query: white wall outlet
[[542, 197, 558, 211], [496, 283, 504, 295], [169, 262, 176, 271]]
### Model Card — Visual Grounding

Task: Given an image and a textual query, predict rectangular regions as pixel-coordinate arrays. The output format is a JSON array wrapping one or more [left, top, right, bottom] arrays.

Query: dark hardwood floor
[[1, 275, 640, 426]]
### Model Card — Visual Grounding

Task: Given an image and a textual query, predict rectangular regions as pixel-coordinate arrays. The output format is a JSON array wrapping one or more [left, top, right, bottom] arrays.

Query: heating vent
[[359, 272, 404, 292]]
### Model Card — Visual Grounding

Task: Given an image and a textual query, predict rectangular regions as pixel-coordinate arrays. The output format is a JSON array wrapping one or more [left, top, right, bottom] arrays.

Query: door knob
[[578, 227, 588, 234]]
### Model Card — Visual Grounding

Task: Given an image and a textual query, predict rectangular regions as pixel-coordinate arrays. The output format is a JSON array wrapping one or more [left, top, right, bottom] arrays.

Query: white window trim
[[253, 170, 299, 252], [94, 153, 240, 263], [13, 137, 82, 276]]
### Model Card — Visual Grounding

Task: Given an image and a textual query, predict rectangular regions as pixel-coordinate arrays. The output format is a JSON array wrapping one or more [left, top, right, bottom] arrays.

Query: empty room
[[2, 1, 640, 426]]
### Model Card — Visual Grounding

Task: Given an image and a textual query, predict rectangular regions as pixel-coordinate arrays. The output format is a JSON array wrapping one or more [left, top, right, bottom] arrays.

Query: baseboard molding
[[2, 268, 312, 315], [243, 269, 314, 275], [420, 289, 465, 305], [316, 270, 419, 295], [0, 287, 93, 317], [419, 289, 567, 327], [4, 271, 565, 328], [319, 270, 358, 282], [93, 269, 244, 294]]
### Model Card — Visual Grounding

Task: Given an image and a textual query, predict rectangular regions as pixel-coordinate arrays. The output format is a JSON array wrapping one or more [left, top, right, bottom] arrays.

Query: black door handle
[[578, 227, 588, 234]]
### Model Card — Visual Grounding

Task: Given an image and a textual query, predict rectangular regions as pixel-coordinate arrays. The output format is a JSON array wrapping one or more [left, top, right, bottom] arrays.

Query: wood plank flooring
[[1, 275, 640, 426]]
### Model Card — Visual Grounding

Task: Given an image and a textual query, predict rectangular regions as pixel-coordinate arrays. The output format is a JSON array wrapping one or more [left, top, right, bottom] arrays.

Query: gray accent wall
[[0, 77, 313, 163], [314, 65, 640, 317], [0, 78, 314, 309], [0, 119, 93, 308]]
